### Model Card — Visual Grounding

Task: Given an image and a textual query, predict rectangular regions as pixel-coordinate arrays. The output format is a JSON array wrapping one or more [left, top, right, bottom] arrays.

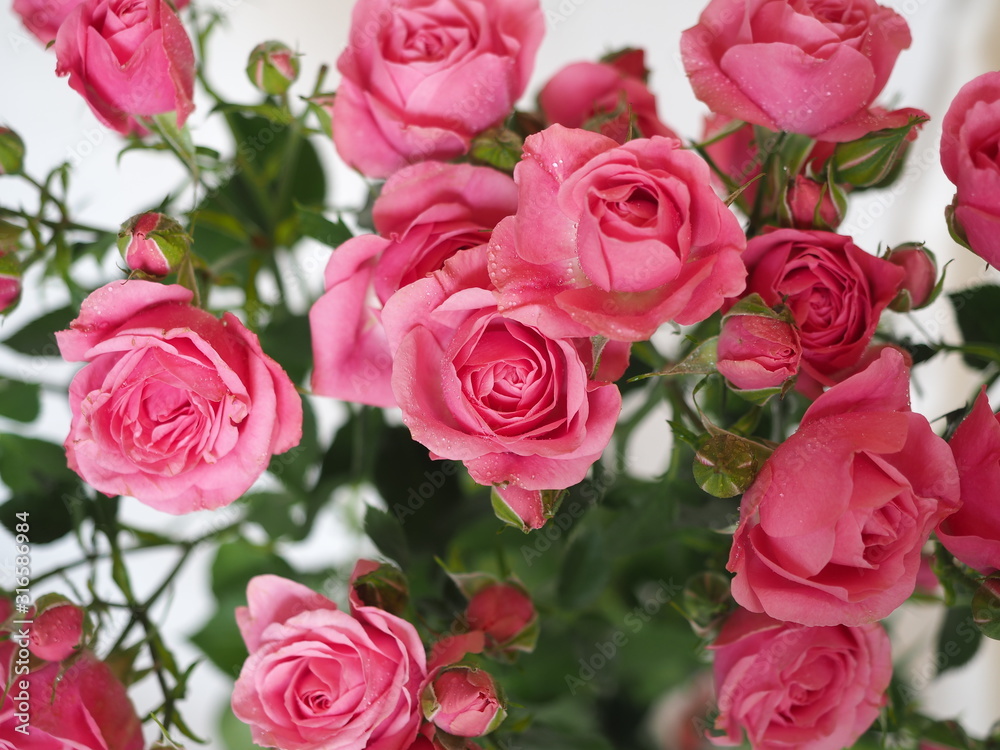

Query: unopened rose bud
[[422, 667, 506, 738], [247, 41, 300, 96], [465, 582, 538, 654], [972, 574, 1000, 640], [0, 251, 21, 314], [887, 243, 938, 311], [118, 212, 188, 277], [0, 127, 24, 175], [491, 485, 562, 532], [29, 595, 85, 662], [831, 112, 927, 188], [349, 559, 409, 616], [781, 176, 845, 231], [717, 296, 801, 395]]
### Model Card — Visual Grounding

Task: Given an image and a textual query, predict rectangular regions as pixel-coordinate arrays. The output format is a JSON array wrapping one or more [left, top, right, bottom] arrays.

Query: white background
[[1, 0, 999, 746]]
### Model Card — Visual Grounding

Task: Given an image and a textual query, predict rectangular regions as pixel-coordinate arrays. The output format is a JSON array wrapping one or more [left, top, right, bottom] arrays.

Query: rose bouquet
[[1, 0, 999, 749]]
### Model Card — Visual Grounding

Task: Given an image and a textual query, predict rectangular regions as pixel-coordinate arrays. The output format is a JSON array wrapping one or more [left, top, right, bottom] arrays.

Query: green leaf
[[0, 305, 75, 356], [692, 432, 772, 498], [950, 285, 1000, 367], [210, 538, 295, 602], [295, 204, 352, 249], [220, 700, 260, 750], [0, 378, 40, 422], [0, 434, 82, 544], [935, 606, 983, 676], [364, 506, 410, 566], [189, 602, 250, 679], [558, 527, 610, 610], [257, 311, 313, 386]]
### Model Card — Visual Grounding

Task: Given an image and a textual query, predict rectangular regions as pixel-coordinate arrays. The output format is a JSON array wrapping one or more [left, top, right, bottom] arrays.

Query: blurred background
[[0, 0, 998, 746]]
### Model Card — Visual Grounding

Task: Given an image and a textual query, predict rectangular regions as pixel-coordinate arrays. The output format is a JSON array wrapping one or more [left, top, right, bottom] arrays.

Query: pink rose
[[784, 176, 844, 231], [332, 0, 544, 178], [681, 0, 911, 140], [310, 161, 517, 407], [709, 608, 891, 750], [57, 280, 302, 513], [937, 388, 1000, 574], [382, 246, 622, 493], [941, 71, 1000, 269], [29, 599, 85, 662], [727, 349, 961, 626], [739, 228, 903, 390], [465, 581, 537, 652], [422, 667, 505, 738], [13, 0, 83, 43], [54, 0, 195, 135], [0, 644, 143, 750], [489, 125, 746, 342], [538, 49, 679, 144], [886, 243, 937, 311], [232, 574, 427, 750], [702, 115, 763, 210], [716, 310, 801, 392]]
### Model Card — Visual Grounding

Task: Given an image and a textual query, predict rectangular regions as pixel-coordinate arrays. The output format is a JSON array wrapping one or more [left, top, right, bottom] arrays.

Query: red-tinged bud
[[422, 667, 506, 738], [29, 594, 85, 662], [716, 295, 801, 400], [886, 243, 939, 311], [465, 582, 538, 654], [247, 41, 300, 96], [118, 212, 188, 277], [0, 251, 22, 314], [972, 574, 1000, 640], [781, 175, 845, 231], [348, 559, 409, 616]]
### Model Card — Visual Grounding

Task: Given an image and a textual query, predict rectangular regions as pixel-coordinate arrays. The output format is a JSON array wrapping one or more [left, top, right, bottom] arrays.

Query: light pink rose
[[232, 574, 427, 750], [54, 0, 195, 135], [0, 644, 143, 750], [716, 313, 801, 392], [310, 161, 517, 407], [727, 349, 961, 626], [937, 388, 1000, 574], [489, 125, 746, 342], [57, 280, 302, 513], [332, 0, 544, 178], [941, 71, 1000, 269], [709, 608, 891, 750], [382, 246, 622, 493], [422, 667, 505, 738], [739, 228, 903, 391], [681, 0, 911, 140], [538, 49, 679, 144]]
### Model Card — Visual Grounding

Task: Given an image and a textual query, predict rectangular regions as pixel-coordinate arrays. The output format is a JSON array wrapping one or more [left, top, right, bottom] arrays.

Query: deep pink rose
[[0, 644, 143, 750], [941, 71, 1000, 269], [728, 349, 961, 626], [681, 0, 911, 140], [784, 176, 844, 230], [538, 50, 679, 144], [937, 388, 1000, 574], [717, 312, 801, 392], [332, 0, 544, 178], [233, 574, 427, 750], [709, 608, 891, 750], [886, 243, 937, 311], [489, 125, 746, 342], [422, 667, 505, 738], [54, 0, 195, 135], [310, 161, 517, 408], [382, 246, 622, 493], [29, 600, 85, 662], [57, 280, 302, 513], [739, 228, 903, 389]]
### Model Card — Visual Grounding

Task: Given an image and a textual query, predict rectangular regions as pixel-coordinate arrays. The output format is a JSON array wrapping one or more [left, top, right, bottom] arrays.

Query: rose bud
[[246, 41, 300, 96], [0, 126, 24, 175], [118, 212, 188, 277], [972, 574, 1000, 640], [465, 582, 538, 654], [781, 175, 846, 231], [886, 243, 938, 311], [348, 559, 410, 616], [716, 295, 801, 396], [832, 111, 928, 188], [422, 666, 506, 738], [29, 595, 85, 662], [0, 251, 22, 315]]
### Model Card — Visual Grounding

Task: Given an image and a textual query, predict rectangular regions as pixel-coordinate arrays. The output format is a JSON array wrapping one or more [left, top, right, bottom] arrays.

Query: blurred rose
[[54, 0, 195, 135], [465, 581, 537, 653], [709, 608, 891, 750], [333, 0, 543, 177], [682, 0, 911, 140], [57, 281, 302, 513]]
